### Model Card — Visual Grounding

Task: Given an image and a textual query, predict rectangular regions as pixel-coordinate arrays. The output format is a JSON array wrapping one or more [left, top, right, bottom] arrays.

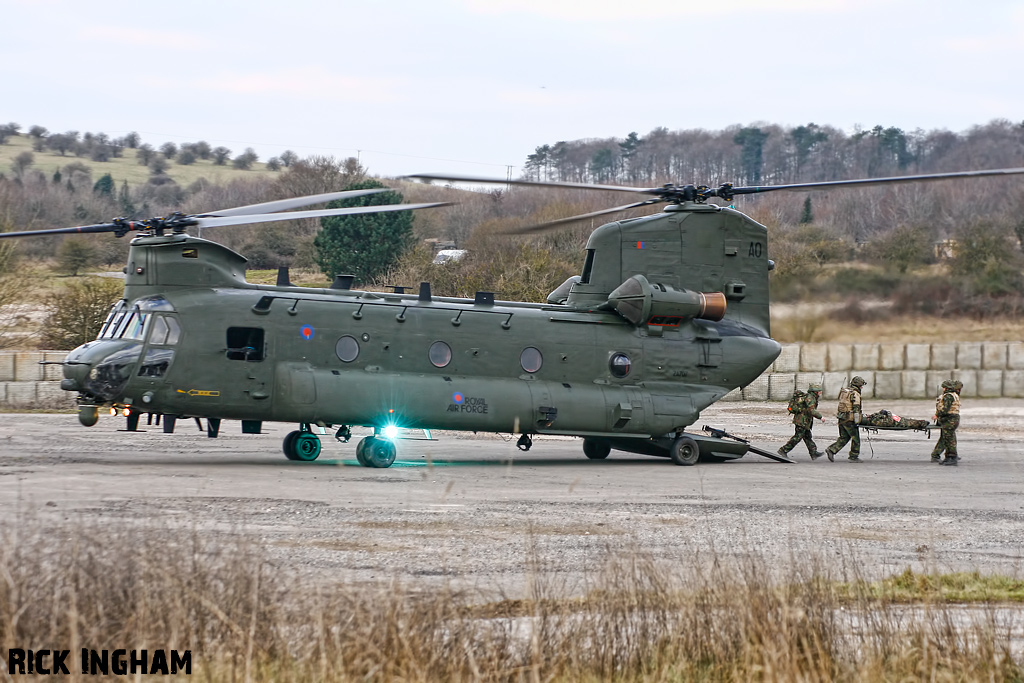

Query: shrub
[[39, 277, 123, 349]]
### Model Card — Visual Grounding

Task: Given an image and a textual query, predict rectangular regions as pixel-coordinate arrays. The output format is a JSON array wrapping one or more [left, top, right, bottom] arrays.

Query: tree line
[[522, 120, 1024, 187]]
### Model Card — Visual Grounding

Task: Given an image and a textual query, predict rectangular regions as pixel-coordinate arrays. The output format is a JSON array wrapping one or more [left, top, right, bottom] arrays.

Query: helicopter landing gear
[[356, 435, 396, 468], [283, 426, 322, 461], [669, 435, 700, 466], [582, 438, 611, 460], [516, 434, 533, 451]]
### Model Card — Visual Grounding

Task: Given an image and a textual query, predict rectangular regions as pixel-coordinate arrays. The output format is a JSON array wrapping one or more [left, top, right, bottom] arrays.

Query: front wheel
[[364, 437, 397, 468], [669, 435, 700, 466], [582, 438, 611, 460], [284, 430, 321, 461]]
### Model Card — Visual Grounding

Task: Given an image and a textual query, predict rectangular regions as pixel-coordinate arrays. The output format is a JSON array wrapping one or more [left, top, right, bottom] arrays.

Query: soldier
[[931, 379, 961, 466], [825, 376, 866, 462], [779, 383, 825, 460]]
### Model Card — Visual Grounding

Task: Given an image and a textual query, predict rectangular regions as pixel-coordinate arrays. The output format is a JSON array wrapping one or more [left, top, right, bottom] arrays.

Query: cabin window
[[428, 341, 452, 368], [138, 348, 175, 377], [336, 335, 360, 363], [520, 347, 543, 373], [609, 353, 631, 378], [226, 327, 265, 361], [148, 316, 182, 345], [580, 249, 595, 284]]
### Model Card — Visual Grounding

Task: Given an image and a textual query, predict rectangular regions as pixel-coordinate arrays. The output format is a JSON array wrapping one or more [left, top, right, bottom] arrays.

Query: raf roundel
[[300, 325, 315, 340], [452, 392, 465, 404]]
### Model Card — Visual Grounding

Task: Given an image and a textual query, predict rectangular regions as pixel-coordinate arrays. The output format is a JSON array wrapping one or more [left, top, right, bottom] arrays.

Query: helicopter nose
[[60, 340, 143, 403]]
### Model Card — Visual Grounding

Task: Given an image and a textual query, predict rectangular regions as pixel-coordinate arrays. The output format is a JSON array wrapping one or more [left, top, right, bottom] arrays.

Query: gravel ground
[[1, 399, 1022, 597]]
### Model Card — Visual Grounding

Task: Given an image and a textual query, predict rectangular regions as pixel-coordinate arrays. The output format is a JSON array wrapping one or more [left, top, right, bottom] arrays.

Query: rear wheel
[[582, 438, 611, 460], [283, 430, 302, 460], [669, 435, 700, 466], [292, 433, 321, 461], [365, 437, 397, 468], [355, 437, 370, 466]]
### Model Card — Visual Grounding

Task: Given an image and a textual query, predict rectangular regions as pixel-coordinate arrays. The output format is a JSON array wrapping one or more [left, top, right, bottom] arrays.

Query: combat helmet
[[850, 376, 866, 388], [808, 383, 823, 393], [941, 379, 954, 390], [953, 380, 964, 392]]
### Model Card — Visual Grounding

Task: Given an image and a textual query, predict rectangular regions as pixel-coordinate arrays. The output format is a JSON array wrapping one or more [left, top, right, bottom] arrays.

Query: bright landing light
[[382, 425, 400, 440]]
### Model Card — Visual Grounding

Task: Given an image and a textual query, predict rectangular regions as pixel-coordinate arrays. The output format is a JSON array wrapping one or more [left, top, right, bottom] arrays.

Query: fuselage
[[62, 232, 780, 439]]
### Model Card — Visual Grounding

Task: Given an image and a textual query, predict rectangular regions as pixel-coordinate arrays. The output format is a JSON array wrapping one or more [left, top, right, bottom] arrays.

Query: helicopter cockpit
[[62, 296, 182, 419]]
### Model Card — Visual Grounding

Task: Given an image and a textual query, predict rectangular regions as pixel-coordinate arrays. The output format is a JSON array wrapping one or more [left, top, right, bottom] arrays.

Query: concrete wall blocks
[[852, 344, 879, 370], [721, 387, 744, 402], [14, 351, 46, 381], [951, 369, 978, 398], [799, 344, 827, 372], [873, 371, 903, 400], [773, 344, 800, 373], [5, 382, 38, 406], [1007, 342, 1024, 370], [931, 344, 957, 371], [1003, 370, 1024, 398], [42, 351, 66, 381], [904, 344, 931, 370], [36, 382, 76, 409], [900, 371, 928, 399], [879, 344, 906, 371], [822, 372, 850, 400], [977, 369, 1004, 398], [982, 342, 1008, 370], [826, 344, 853, 372], [0, 354, 14, 382], [794, 372, 823, 394], [768, 373, 796, 401], [956, 343, 982, 370], [742, 376, 770, 401]]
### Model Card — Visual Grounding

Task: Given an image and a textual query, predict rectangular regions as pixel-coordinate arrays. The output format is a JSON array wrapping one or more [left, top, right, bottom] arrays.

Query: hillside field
[[0, 133, 278, 187]]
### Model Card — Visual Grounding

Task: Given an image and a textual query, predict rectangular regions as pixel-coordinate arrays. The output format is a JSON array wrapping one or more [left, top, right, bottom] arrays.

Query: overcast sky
[[4, 0, 1023, 179]]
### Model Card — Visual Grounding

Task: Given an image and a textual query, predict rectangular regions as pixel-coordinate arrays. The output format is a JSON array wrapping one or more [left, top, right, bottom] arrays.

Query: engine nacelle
[[605, 274, 726, 326]]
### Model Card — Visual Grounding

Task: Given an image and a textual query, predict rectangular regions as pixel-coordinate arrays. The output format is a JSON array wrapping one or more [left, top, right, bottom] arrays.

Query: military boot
[[942, 456, 959, 466], [848, 456, 862, 463], [825, 448, 835, 462], [810, 451, 825, 461], [930, 454, 941, 463]]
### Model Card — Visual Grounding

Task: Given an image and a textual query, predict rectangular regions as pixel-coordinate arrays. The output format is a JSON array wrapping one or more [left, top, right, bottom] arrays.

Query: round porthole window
[[609, 352, 631, 378], [428, 341, 452, 368], [520, 347, 543, 373], [336, 335, 360, 362]]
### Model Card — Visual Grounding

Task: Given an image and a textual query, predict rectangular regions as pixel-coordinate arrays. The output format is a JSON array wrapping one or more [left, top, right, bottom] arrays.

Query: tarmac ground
[[1, 398, 1022, 595]]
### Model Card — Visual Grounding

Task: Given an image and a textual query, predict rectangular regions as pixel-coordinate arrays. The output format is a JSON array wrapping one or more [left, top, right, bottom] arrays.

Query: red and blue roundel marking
[[300, 325, 315, 340], [452, 392, 465, 404]]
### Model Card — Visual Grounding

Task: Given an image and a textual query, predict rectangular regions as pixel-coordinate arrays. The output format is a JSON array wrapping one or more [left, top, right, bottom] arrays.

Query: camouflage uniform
[[931, 379, 961, 466], [826, 376, 866, 462], [779, 384, 825, 460]]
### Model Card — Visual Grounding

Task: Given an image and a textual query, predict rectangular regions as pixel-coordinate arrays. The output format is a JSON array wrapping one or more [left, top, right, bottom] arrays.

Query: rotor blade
[[200, 189, 391, 217], [499, 200, 661, 235], [193, 202, 451, 229], [406, 173, 657, 195], [0, 223, 121, 239], [728, 167, 1024, 197]]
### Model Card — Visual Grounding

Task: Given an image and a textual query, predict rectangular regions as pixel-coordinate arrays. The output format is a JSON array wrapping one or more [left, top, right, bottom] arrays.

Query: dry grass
[[1, 514, 1020, 681], [772, 312, 1024, 343]]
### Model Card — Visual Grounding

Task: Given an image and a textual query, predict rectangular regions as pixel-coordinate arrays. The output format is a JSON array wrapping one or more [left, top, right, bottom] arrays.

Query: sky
[[4, 0, 1024, 180]]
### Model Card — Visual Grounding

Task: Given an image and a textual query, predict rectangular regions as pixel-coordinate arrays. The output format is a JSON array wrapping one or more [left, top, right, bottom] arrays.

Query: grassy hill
[[0, 133, 279, 187]]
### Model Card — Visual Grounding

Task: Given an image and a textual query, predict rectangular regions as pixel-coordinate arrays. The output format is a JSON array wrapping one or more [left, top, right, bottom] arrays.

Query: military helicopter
[[2, 167, 1023, 468]]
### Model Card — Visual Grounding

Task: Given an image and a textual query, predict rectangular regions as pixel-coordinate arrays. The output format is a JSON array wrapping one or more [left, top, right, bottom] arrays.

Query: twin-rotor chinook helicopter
[[3, 167, 1024, 467]]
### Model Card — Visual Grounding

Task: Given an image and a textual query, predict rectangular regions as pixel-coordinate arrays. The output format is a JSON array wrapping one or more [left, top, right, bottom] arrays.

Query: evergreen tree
[[314, 179, 415, 284], [733, 127, 770, 184], [799, 196, 813, 224], [93, 173, 114, 197]]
